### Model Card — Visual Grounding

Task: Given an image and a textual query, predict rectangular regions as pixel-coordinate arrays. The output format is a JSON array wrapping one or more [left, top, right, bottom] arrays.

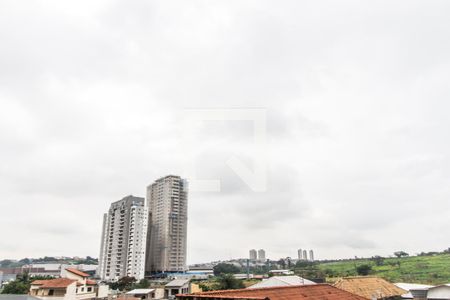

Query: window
[[48, 290, 54, 296]]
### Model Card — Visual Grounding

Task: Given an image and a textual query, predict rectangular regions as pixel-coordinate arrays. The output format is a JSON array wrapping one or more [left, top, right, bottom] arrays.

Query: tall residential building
[[98, 196, 148, 281], [257, 249, 266, 261], [309, 250, 314, 262], [302, 250, 308, 261], [145, 175, 188, 273], [298, 249, 303, 260], [249, 249, 257, 261]]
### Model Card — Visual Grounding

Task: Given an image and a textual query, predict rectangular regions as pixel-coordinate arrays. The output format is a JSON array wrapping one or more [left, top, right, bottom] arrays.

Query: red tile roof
[[86, 279, 97, 285], [31, 280, 47, 285], [66, 268, 90, 278], [178, 284, 368, 300], [31, 278, 77, 288]]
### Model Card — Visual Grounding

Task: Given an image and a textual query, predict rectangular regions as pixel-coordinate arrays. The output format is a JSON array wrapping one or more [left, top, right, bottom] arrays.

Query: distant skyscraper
[[309, 250, 314, 262], [303, 249, 308, 261], [258, 249, 266, 261], [98, 195, 148, 280], [249, 249, 257, 261], [298, 249, 303, 260], [145, 175, 188, 273]]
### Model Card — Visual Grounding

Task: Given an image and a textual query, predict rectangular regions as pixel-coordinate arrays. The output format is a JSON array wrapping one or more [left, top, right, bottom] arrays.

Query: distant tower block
[[303, 249, 308, 261], [258, 249, 266, 261], [249, 249, 257, 261], [309, 250, 314, 262], [298, 249, 303, 260]]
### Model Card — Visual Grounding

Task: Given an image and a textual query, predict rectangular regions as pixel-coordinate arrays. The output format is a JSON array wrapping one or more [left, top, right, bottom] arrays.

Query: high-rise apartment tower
[[303, 249, 308, 261], [145, 175, 188, 273], [98, 196, 148, 280], [258, 249, 266, 261], [249, 249, 257, 261], [309, 250, 314, 262]]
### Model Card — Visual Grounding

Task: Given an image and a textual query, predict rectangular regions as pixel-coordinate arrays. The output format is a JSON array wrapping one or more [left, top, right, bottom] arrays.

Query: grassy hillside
[[316, 254, 450, 285]]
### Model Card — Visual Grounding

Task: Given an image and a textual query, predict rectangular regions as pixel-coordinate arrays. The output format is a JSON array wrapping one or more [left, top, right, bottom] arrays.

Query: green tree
[[1, 280, 29, 294], [216, 274, 245, 290], [132, 279, 150, 289], [199, 283, 214, 292], [19, 258, 31, 265], [277, 259, 286, 269], [371, 256, 385, 266], [1, 272, 51, 295], [213, 263, 241, 276], [394, 251, 409, 258], [356, 264, 372, 276], [109, 276, 137, 291], [295, 260, 314, 268]]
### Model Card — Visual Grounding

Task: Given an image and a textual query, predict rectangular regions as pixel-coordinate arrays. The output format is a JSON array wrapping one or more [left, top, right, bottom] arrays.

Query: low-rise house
[[165, 279, 190, 299], [409, 284, 450, 300], [60, 265, 98, 278], [176, 284, 367, 300], [334, 277, 406, 300], [125, 289, 157, 300], [248, 276, 316, 289], [395, 283, 434, 299], [29, 268, 108, 300]]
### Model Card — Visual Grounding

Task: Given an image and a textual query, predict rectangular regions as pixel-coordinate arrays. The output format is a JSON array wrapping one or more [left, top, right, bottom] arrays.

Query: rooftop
[[248, 276, 316, 289], [334, 277, 406, 300], [65, 268, 90, 278], [394, 283, 434, 298], [31, 278, 77, 288], [178, 283, 368, 300], [127, 289, 156, 294], [166, 279, 190, 287]]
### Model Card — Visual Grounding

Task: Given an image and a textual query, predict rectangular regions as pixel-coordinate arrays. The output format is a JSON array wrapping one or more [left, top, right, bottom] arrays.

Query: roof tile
[[31, 278, 77, 288], [178, 284, 368, 300], [334, 277, 406, 299], [65, 268, 90, 278]]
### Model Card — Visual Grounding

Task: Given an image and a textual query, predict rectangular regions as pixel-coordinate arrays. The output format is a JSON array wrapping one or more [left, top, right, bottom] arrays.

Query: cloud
[[1, 0, 450, 262]]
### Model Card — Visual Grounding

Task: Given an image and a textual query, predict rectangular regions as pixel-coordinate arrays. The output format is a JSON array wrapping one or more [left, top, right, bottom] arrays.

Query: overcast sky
[[1, 0, 450, 264]]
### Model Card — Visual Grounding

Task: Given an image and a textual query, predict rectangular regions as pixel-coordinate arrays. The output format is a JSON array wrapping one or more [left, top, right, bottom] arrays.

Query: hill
[[315, 254, 450, 285]]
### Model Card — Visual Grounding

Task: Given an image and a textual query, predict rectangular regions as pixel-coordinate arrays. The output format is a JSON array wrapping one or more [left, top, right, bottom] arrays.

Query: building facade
[[98, 196, 148, 280], [30, 268, 108, 300], [257, 249, 266, 262], [309, 250, 314, 262], [249, 249, 257, 261], [302, 250, 308, 261], [145, 175, 188, 273], [298, 249, 303, 260]]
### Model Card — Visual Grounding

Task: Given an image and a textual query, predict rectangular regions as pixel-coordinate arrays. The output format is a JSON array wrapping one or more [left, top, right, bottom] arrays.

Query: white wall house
[[30, 268, 107, 300], [165, 279, 190, 300]]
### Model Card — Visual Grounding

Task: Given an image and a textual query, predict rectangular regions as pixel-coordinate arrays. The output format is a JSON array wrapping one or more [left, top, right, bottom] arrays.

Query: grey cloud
[[1, 0, 450, 262], [311, 231, 377, 250]]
